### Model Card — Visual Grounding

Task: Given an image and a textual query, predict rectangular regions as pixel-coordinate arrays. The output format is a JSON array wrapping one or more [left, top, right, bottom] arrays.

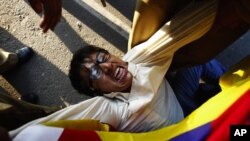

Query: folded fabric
[[13, 56, 250, 140]]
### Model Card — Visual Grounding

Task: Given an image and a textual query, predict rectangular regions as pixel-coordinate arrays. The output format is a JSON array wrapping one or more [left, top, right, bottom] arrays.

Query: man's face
[[81, 51, 133, 94]]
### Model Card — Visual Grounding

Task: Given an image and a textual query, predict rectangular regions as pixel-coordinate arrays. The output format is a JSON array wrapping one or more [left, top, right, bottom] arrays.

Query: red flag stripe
[[207, 89, 250, 141], [59, 129, 102, 141]]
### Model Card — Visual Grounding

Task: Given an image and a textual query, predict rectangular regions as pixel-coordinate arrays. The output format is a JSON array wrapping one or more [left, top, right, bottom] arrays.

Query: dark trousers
[[0, 93, 60, 130], [168, 59, 227, 116]]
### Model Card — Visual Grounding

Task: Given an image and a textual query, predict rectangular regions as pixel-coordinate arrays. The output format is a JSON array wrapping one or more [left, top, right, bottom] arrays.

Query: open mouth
[[114, 66, 127, 83]]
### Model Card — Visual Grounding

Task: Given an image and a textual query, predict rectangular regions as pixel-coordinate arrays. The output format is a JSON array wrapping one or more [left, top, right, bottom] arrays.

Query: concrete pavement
[[0, 0, 134, 107]]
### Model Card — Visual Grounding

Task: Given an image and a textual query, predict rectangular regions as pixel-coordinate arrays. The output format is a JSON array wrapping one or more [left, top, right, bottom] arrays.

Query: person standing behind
[[0, 0, 62, 133], [27, 0, 62, 33], [0, 47, 59, 130]]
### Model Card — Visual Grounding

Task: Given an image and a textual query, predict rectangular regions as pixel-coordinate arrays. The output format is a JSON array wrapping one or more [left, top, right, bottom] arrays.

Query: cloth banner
[[13, 55, 250, 140]]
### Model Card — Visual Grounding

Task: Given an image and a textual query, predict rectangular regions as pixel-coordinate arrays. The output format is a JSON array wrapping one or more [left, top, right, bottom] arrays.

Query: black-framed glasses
[[89, 50, 110, 80], [86, 50, 110, 90]]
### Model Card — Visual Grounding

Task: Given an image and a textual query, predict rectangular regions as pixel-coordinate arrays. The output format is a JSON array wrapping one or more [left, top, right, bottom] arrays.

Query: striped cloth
[[12, 0, 250, 140], [13, 55, 250, 141]]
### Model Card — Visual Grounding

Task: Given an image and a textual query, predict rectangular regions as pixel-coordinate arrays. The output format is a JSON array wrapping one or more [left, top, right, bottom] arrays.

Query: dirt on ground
[[0, 0, 126, 107], [1, 0, 250, 107]]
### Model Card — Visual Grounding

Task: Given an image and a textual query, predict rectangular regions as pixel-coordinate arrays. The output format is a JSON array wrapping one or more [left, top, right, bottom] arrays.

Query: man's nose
[[99, 62, 112, 73]]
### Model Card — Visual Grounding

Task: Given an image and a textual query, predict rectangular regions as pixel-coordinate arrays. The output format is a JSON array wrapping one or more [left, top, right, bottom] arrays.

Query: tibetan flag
[[13, 56, 250, 141]]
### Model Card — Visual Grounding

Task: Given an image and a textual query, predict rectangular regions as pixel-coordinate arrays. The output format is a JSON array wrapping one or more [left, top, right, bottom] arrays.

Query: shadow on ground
[[106, 0, 135, 21], [61, 0, 128, 53], [0, 27, 87, 106]]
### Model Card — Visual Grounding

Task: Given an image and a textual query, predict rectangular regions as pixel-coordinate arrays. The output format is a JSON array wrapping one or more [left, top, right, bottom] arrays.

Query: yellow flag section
[[220, 55, 250, 90], [40, 61, 249, 141], [39, 55, 250, 141], [97, 65, 250, 141], [97, 55, 250, 141]]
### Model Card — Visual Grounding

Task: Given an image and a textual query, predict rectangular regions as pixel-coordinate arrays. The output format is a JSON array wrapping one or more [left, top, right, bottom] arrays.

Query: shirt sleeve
[[123, 0, 217, 67], [10, 97, 127, 137]]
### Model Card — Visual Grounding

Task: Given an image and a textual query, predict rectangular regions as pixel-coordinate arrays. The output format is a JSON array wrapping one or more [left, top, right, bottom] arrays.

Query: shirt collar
[[104, 92, 129, 103]]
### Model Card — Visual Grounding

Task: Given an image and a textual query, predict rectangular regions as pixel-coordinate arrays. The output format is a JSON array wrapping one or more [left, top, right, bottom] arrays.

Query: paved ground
[[0, 0, 135, 107], [0, 0, 249, 107]]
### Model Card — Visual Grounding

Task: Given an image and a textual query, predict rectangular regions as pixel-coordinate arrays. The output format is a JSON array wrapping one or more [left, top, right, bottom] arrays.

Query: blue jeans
[[167, 59, 227, 116]]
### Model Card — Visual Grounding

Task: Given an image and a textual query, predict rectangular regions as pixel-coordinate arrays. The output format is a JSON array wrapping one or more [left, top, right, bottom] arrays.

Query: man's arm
[[128, 0, 194, 50], [125, 0, 217, 66], [28, 0, 62, 33]]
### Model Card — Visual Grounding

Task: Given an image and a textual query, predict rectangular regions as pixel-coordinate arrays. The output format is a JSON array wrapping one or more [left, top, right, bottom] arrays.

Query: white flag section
[[14, 125, 63, 141]]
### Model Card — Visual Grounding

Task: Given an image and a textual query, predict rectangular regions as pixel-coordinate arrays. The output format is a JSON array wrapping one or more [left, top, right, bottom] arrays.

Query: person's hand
[[28, 0, 62, 33]]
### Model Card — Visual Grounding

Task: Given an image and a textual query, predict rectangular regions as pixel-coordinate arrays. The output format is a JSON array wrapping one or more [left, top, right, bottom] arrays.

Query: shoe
[[16, 47, 34, 66], [20, 93, 39, 104], [195, 83, 221, 105]]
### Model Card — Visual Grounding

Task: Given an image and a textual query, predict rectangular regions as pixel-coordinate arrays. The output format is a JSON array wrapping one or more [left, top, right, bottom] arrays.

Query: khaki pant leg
[[0, 92, 60, 130], [0, 49, 18, 73]]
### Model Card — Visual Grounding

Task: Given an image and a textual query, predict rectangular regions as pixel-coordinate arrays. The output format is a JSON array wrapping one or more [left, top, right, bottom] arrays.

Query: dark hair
[[69, 45, 106, 97]]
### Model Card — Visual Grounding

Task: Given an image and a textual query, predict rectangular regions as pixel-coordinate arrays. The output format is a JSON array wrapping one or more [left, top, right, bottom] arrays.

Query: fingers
[[39, 1, 50, 32], [100, 0, 106, 7], [39, 0, 62, 33], [52, 0, 62, 30], [28, 0, 43, 13]]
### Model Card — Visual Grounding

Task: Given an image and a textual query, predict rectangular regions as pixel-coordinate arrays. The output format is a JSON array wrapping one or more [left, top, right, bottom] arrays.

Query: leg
[[0, 92, 60, 130], [167, 65, 202, 116], [201, 59, 227, 84], [0, 47, 34, 74], [0, 49, 18, 74], [195, 59, 227, 105], [168, 59, 226, 116]]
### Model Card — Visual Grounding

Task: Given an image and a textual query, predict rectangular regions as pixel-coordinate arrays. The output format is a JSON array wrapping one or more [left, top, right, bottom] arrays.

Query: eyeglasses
[[89, 50, 110, 80], [85, 50, 110, 90]]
